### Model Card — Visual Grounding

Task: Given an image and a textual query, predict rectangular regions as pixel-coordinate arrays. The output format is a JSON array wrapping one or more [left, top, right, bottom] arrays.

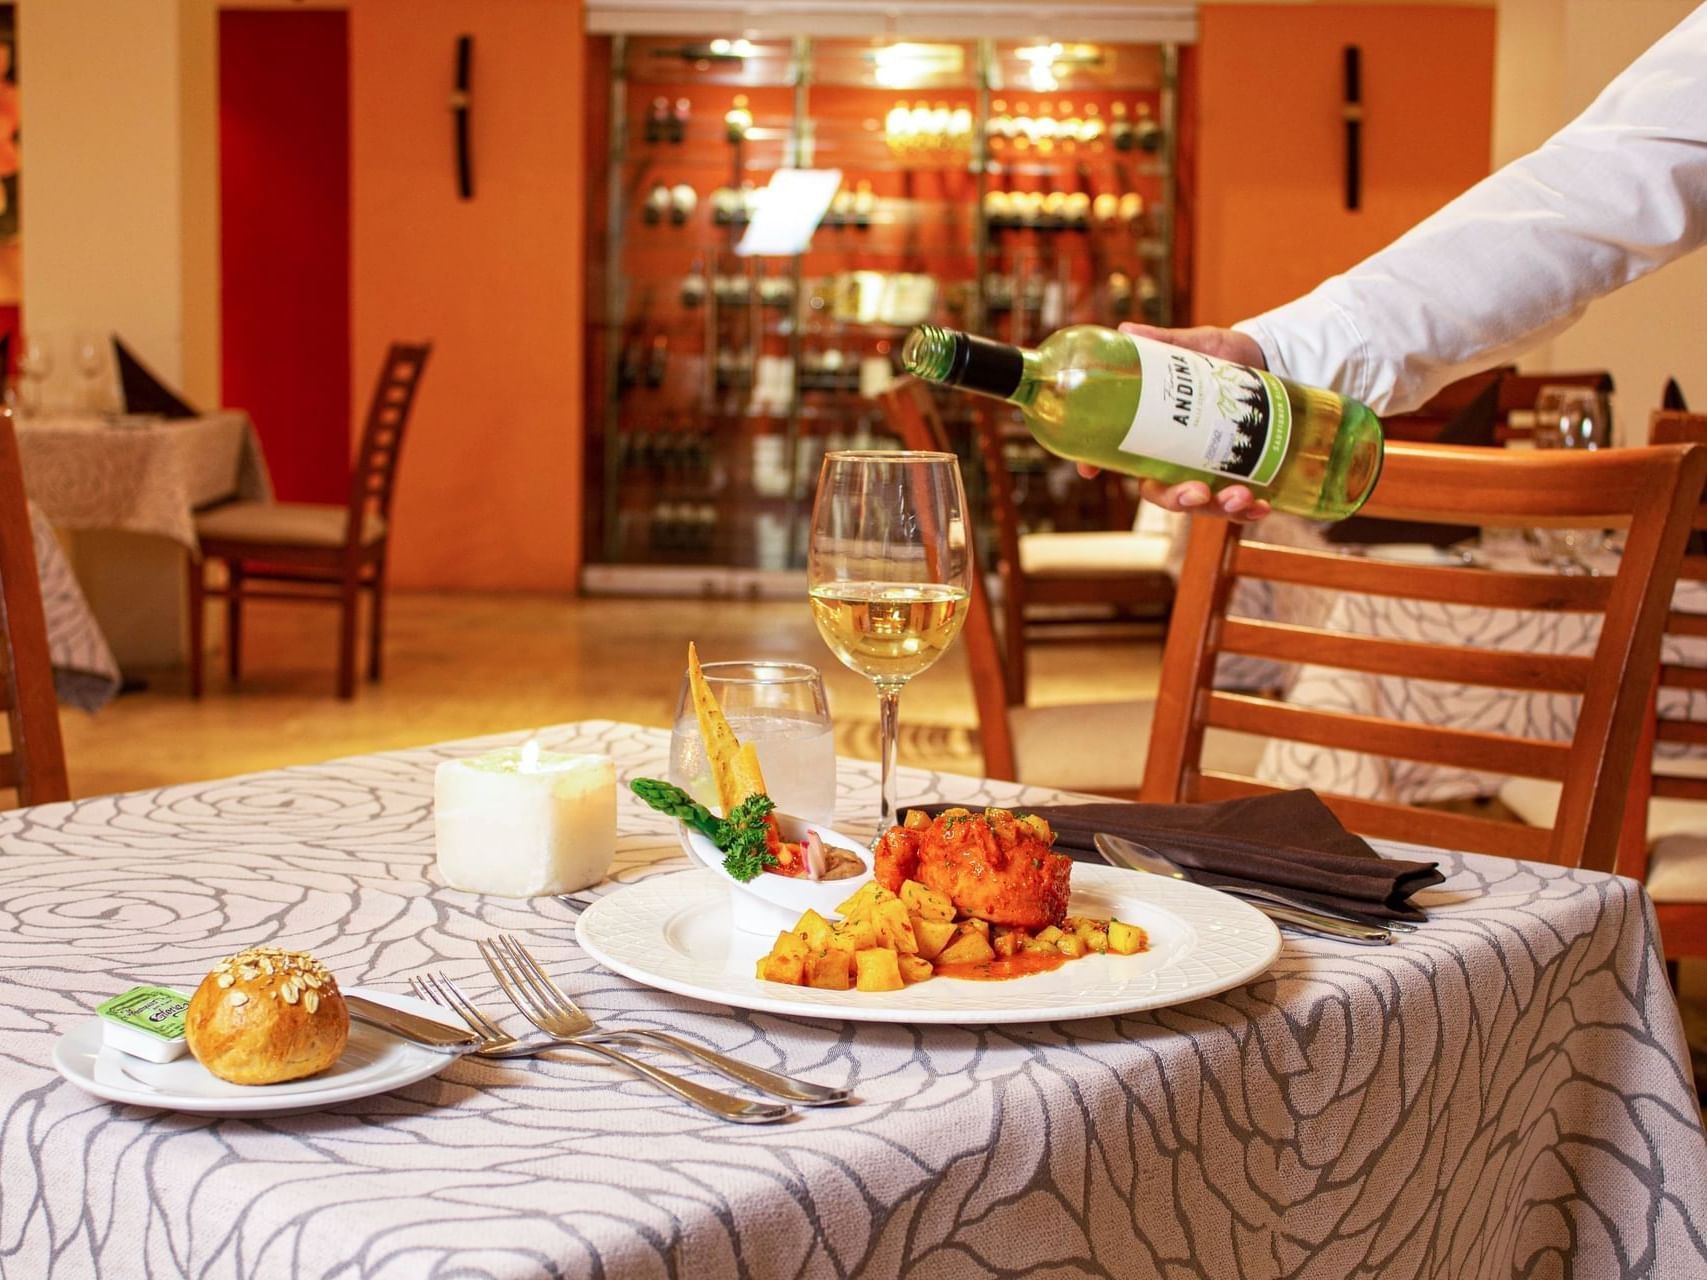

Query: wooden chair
[[1141, 441, 1707, 873], [1502, 411, 1707, 953], [188, 343, 431, 700], [878, 379, 1259, 796], [970, 417, 1174, 704], [0, 411, 69, 805]]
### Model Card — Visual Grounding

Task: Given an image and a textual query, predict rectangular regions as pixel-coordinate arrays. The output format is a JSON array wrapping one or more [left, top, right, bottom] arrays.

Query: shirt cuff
[[1233, 294, 1372, 404]]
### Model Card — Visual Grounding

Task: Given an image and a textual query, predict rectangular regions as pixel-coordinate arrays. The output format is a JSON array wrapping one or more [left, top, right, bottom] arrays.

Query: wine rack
[[584, 35, 1185, 589]]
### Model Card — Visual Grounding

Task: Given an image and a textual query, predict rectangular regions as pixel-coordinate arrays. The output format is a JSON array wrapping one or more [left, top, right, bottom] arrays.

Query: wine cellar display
[[585, 35, 1187, 583]]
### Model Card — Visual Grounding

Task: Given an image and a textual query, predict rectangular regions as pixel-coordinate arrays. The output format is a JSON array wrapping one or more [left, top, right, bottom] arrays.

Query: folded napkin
[[914, 790, 1443, 922]]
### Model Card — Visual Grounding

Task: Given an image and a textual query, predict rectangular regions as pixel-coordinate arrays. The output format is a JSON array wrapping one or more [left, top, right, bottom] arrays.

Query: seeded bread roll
[[185, 948, 348, 1085]]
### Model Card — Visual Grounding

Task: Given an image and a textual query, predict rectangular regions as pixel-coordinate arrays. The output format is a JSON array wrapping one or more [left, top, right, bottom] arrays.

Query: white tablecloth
[[27, 500, 121, 711], [15, 409, 273, 549], [3, 721, 1703, 1278]]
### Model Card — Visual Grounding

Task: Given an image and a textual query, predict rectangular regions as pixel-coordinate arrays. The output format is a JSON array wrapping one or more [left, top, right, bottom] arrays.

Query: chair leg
[[337, 579, 359, 700], [226, 561, 244, 682], [367, 559, 386, 682], [186, 553, 206, 698]]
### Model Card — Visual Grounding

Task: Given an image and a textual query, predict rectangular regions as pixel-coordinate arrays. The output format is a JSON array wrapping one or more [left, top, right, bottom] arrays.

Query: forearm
[[1235, 8, 1707, 414]]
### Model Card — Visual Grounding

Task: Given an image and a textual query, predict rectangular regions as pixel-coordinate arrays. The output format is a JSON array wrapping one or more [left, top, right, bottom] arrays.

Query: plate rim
[[52, 986, 455, 1115], [576, 866, 1282, 1025]]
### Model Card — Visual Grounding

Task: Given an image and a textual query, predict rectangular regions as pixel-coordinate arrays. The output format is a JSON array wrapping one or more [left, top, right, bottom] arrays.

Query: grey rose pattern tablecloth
[[3, 721, 1703, 1279], [27, 499, 120, 711], [15, 410, 273, 550]]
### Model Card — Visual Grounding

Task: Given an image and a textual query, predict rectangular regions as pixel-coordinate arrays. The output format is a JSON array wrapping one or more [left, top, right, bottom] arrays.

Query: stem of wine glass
[[876, 682, 903, 831]]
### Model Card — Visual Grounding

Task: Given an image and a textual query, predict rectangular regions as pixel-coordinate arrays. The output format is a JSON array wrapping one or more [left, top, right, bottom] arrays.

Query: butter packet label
[[97, 986, 191, 1040]]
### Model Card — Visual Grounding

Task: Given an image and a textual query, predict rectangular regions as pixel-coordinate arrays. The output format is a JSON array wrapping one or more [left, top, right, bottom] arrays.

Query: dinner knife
[[345, 993, 482, 1052], [1092, 833, 1393, 945]]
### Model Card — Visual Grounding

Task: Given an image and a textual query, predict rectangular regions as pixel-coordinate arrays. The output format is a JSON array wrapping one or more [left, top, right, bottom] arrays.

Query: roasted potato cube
[[805, 948, 854, 990], [758, 950, 806, 985], [854, 949, 905, 992], [873, 900, 920, 954], [835, 916, 879, 951], [1019, 813, 1051, 841], [793, 909, 835, 951], [897, 954, 935, 984], [900, 880, 955, 923], [836, 881, 894, 920], [903, 808, 932, 830], [1074, 919, 1110, 953], [1056, 934, 1087, 958], [912, 917, 957, 960], [1107, 920, 1146, 956], [935, 927, 996, 967], [1020, 936, 1059, 956], [1034, 925, 1064, 945], [961, 918, 990, 938], [992, 931, 1020, 959]]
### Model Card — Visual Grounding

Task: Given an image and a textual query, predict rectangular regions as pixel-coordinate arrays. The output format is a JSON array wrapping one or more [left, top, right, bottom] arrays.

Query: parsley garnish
[[718, 793, 779, 882]]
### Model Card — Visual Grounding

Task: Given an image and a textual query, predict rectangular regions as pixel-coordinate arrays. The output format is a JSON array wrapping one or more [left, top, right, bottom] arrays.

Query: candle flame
[[520, 739, 541, 773]]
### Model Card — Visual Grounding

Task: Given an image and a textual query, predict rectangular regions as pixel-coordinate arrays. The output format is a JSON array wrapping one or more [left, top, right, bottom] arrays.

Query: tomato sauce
[[933, 951, 1069, 982]]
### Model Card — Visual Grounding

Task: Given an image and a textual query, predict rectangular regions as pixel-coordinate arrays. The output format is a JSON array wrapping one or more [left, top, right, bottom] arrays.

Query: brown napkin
[[914, 791, 1442, 923]]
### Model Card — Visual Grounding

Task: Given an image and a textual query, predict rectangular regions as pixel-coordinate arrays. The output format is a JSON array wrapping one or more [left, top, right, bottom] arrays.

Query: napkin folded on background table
[[915, 790, 1443, 923]]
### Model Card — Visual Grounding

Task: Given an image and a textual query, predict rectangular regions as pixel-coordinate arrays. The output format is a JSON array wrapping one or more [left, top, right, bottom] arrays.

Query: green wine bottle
[[901, 323, 1384, 520]]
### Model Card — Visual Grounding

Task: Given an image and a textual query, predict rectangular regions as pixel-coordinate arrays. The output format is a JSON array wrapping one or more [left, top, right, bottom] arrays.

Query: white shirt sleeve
[[1233, 6, 1707, 414]]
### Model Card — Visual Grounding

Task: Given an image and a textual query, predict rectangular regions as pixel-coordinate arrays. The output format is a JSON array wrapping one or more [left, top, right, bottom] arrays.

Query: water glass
[[667, 660, 836, 825], [1532, 386, 1610, 572]]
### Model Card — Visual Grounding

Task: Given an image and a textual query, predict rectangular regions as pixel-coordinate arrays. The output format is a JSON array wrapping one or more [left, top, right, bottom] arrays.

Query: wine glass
[[667, 660, 836, 825], [807, 450, 972, 831], [1533, 386, 1611, 572], [73, 333, 106, 414], [17, 334, 51, 416]]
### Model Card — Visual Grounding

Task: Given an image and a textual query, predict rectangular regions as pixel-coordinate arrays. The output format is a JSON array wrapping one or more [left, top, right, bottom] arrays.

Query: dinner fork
[[413, 966, 847, 1106], [409, 973, 790, 1124], [479, 935, 852, 1107]]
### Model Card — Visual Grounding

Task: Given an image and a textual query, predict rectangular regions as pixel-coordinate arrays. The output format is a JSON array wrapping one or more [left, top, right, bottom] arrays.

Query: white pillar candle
[[434, 743, 617, 897]]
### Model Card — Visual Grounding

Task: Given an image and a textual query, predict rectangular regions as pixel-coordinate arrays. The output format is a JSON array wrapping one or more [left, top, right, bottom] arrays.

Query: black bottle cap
[[949, 332, 1025, 399]]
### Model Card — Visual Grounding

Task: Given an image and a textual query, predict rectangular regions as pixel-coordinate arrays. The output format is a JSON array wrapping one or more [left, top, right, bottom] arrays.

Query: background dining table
[[4, 720, 1703, 1278], [13, 409, 273, 667]]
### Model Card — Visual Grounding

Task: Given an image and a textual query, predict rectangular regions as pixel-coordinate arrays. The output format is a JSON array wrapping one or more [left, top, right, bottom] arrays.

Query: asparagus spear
[[630, 778, 723, 838]]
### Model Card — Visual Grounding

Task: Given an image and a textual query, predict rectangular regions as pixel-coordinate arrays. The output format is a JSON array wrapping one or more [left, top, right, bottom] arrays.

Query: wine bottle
[[901, 323, 1384, 520]]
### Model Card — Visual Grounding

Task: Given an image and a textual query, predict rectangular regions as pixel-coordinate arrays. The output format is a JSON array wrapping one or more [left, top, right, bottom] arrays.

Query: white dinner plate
[[576, 867, 1282, 1025], [53, 987, 459, 1115]]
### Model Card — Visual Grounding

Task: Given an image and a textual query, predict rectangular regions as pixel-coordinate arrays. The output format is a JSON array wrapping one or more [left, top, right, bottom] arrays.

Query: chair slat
[[1218, 619, 1594, 693], [1653, 775, 1707, 803], [1666, 610, 1707, 638], [1204, 692, 1574, 779], [1656, 720, 1707, 747], [1233, 543, 1612, 611], [1659, 664, 1707, 692]]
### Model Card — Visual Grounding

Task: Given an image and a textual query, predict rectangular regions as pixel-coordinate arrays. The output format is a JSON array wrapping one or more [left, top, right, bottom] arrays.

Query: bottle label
[[1119, 335, 1291, 484]]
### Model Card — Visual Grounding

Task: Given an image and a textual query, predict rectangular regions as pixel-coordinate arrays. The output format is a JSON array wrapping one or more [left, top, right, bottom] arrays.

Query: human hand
[[1074, 323, 1273, 523]]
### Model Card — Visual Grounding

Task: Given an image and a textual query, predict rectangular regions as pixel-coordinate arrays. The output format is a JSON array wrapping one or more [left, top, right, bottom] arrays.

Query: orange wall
[[1193, 4, 1496, 326], [349, 0, 584, 590]]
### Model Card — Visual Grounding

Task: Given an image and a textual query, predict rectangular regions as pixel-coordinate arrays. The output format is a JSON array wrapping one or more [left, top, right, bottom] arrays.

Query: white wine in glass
[[808, 451, 971, 831]]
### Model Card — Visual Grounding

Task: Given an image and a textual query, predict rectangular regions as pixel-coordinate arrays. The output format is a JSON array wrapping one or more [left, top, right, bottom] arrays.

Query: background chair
[[878, 378, 1257, 796], [1141, 441, 1707, 873], [0, 411, 69, 805], [1502, 411, 1707, 954], [188, 342, 431, 700], [1382, 367, 1613, 444]]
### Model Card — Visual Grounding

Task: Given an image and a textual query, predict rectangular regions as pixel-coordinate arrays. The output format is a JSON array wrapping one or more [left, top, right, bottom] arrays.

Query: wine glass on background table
[[1533, 386, 1613, 571], [17, 334, 51, 416], [807, 450, 972, 832], [73, 333, 106, 414], [667, 661, 836, 826]]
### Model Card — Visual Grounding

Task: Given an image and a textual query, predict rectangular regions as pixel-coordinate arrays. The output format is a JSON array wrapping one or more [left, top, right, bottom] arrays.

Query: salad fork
[[408, 972, 791, 1124], [479, 935, 852, 1106]]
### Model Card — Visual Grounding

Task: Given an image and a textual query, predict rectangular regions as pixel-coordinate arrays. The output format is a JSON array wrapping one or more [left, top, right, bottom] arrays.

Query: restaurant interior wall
[[348, 0, 586, 592], [1497, 0, 1707, 437], [1191, 3, 1497, 327], [219, 7, 350, 506]]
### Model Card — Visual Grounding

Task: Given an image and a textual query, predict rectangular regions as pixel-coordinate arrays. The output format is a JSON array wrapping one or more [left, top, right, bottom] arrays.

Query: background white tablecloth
[[3, 721, 1702, 1278]]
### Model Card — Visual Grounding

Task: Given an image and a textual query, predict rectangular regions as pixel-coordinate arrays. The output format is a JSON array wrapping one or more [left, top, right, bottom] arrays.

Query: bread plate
[[53, 987, 457, 1115]]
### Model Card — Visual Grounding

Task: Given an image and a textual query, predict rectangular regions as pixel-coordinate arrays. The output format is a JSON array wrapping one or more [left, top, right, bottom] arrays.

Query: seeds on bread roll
[[185, 947, 348, 1085]]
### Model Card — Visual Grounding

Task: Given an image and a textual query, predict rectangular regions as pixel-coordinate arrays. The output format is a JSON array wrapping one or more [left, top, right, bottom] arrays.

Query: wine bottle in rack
[[902, 323, 1385, 520]]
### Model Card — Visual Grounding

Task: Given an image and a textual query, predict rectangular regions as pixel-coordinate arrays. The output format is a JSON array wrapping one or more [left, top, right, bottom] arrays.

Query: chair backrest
[[876, 379, 1018, 780], [1625, 412, 1707, 876], [0, 411, 68, 806], [1141, 441, 1707, 873], [345, 342, 432, 549], [965, 413, 1032, 705]]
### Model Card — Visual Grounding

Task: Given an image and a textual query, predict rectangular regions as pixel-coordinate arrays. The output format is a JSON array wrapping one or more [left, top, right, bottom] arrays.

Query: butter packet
[[96, 986, 192, 1063]]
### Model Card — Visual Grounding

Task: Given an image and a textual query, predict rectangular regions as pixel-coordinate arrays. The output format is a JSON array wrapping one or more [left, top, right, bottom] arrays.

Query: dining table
[[26, 498, 122, 711], [13, 409, 273, 667], [4, 719, 1704, 1278]]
